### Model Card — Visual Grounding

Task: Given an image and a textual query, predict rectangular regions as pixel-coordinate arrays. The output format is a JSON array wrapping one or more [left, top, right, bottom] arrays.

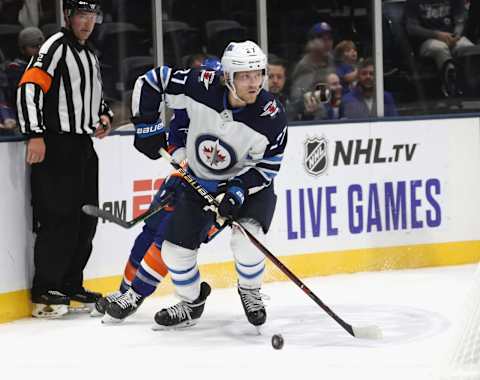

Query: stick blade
[[82, 204, 100, 217], [352, 325, 383, 340], [81, 204, 130, 228]]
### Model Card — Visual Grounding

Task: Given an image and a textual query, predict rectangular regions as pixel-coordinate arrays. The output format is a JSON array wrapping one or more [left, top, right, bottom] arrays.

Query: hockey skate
[[153, 282, 211, 330], [102, 288, 144, 323], [66, 288, 102, 315], [238, 284, 268, 330], [31, 290, 70, 319], [91, 290, 123, 317]]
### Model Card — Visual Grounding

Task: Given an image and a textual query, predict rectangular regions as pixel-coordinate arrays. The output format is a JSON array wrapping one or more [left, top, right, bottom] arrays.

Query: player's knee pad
[[161, 240, 198, 270], [231, 219, 264, 264]]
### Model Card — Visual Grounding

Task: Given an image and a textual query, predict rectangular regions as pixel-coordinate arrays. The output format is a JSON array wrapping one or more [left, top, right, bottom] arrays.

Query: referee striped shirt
[[17, 27, 113, 136]]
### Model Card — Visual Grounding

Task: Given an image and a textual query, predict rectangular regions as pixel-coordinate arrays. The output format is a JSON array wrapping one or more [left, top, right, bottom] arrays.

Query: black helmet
[[63, 0, 101, 13], [63, 0, 102, 23]]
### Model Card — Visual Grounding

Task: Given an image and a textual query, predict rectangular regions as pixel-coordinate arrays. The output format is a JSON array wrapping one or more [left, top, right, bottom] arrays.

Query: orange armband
[[18, 67, 53, 93]]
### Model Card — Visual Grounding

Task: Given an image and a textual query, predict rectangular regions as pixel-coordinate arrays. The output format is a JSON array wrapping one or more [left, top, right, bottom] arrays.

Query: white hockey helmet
[[221, 40, 267, 99]]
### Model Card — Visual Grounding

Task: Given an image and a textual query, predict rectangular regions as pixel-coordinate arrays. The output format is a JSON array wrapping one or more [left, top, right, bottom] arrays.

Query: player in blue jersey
[[93, 58, 223, 323], [130, 41, 288, 330]]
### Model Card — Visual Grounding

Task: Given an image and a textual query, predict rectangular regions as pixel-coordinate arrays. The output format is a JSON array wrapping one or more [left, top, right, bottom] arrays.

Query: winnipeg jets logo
[[199, 70, 215, 90], [260, 100, 279, 118], [196, 135, 237, 173], [203, 142, 226, 167]]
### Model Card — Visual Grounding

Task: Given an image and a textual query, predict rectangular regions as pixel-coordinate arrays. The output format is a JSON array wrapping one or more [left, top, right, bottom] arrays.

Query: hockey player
[[130, 41, 288, 329], [95, 58, 224, 322]]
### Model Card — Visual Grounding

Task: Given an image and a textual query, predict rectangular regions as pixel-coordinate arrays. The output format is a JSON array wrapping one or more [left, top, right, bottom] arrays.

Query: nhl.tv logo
[[304, 136, 328, 176]]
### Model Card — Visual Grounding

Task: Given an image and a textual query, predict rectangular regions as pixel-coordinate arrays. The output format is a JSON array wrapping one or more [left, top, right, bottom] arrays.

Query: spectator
[[5, 26, 45, 115], [0, 50, 16, 134], [0, 85, 16, 133], [301, 72, 342, 120], [267, 54, 288, 109], [405, 0, 474, 97], [340, 58, 398, 119], [1, 83, 17, 133], [290, 21, 335, 120], [307, 21, 334, 55], [323, 72, 343, 120], [334, 40, 358, 94]]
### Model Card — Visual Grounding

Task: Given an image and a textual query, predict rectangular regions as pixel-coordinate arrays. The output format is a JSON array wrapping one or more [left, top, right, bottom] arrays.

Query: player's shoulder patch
[[260, 98, 280, 118], [236, 90, 287, 143], [198, 69, 216, 90], [257, 90, 285, 120]]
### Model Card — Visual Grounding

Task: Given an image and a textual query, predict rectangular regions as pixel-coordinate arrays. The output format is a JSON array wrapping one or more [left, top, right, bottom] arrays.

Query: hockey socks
[[131, 243, 168, 297]]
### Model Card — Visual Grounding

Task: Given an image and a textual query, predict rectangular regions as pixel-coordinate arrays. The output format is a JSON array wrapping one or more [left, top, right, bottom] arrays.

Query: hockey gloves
[[132, 113, 167, 160], [217, 179, 246, 219], [154, 173, 185, 205]]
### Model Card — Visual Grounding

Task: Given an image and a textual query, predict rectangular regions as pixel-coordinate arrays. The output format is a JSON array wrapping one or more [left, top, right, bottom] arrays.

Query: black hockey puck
[[271, 334, 284, 350]]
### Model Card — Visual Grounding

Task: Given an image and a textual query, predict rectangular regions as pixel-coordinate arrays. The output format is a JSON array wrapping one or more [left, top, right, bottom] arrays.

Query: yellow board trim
[[2, 240, 480, 323]]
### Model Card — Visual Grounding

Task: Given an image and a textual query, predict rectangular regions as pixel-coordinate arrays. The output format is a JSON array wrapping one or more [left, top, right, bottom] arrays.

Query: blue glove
[[132, 113, 166, 160], [217, 179, 246, 219], [153, 173, 184, 207]]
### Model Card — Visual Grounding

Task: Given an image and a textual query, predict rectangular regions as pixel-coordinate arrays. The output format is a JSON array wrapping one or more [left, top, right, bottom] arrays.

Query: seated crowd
[[2, 0, 479, 135]]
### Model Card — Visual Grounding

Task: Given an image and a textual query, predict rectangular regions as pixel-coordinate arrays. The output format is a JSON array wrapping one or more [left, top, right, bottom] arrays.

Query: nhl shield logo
[[304, 137, 328, 176]]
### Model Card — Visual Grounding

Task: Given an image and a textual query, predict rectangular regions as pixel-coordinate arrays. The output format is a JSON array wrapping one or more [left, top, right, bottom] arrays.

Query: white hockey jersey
[[132, 67, 288, 193]]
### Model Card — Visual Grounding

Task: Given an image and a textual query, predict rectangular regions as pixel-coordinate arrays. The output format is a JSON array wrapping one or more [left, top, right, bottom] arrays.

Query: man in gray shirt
[[290, 22, 336, 120]]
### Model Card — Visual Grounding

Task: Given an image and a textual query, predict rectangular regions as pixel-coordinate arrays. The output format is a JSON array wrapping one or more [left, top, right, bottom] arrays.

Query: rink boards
[[1, 117, 480, 322]]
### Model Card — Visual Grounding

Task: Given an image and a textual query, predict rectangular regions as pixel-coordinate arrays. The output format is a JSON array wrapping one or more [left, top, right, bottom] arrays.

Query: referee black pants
[[30, 133, 98, 296]]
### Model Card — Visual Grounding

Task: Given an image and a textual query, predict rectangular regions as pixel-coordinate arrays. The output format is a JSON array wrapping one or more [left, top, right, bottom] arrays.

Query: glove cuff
[[227, 179, 246, 205]]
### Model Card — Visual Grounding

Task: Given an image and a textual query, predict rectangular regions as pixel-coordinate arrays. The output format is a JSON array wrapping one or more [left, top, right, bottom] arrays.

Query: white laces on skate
[[238, 287, 269, 312], [166, 302, 193, 321], [116, 289, 141, 309], [47, 290, 67, 297], [105, 291, 122, 302]]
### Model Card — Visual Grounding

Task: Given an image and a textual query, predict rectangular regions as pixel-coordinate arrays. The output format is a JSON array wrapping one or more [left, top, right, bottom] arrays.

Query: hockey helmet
[[221, 40, 267, 99], [200, 56, 223, 74], [64, 0, 103, 23]]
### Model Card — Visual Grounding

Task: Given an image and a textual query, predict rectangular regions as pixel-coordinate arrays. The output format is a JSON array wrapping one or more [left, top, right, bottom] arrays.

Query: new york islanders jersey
[[132, 67, 288, 193]]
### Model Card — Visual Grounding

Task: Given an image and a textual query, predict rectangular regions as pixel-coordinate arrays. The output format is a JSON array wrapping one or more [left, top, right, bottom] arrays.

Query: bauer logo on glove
[[135, 121, 165, 138], [132, 114, 167, 160]]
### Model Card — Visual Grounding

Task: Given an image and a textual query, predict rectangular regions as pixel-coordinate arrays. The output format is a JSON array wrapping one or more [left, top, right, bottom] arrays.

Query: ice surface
[[0, 264, 475, 380]]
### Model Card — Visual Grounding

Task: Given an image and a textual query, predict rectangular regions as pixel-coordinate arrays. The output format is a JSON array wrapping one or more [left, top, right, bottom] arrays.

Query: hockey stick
[[82, 192, 173, 229], [159, 148, 382, 339]]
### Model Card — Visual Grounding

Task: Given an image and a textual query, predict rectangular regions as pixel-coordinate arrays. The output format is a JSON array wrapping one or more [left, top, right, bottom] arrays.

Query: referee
[[17, 0, 113, 318]]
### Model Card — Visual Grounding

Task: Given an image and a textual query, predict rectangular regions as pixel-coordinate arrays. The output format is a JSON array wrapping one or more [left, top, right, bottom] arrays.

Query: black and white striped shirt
[[17, 28, 113, 136]]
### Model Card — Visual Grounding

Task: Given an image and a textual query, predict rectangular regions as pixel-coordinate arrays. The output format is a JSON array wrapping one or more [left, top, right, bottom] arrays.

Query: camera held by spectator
[[303, 82, 331, 114]]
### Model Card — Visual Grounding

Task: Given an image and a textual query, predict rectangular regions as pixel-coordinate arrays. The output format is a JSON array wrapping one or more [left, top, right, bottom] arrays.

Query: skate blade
[[151, 319, 198, 331], [255, 325, 263, 335], [89, 307, 104, 318], [68, 304, 94, 313], [101, 313, 125, 324], [32, 304, 68, 319]]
